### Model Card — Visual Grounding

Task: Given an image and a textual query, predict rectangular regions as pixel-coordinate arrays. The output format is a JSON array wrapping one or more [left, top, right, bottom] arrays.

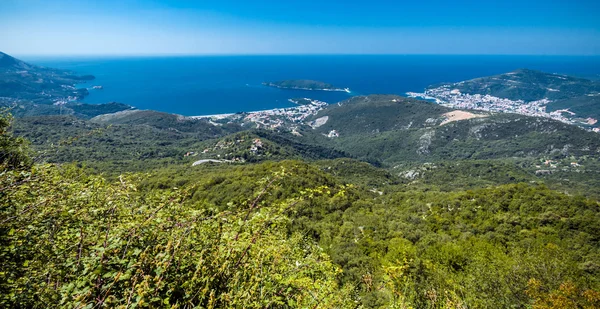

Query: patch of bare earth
[[440, 111, 488, 125]]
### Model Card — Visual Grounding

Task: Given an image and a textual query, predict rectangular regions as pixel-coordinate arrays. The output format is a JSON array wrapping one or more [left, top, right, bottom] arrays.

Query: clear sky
[[1, 0, 599, 56]]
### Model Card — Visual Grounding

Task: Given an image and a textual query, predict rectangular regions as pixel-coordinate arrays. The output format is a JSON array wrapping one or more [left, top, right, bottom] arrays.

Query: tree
[[0, 110, 31, 169]]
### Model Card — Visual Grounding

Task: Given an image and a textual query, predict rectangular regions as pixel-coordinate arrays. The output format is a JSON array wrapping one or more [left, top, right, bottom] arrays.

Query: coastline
[[188, 98, 327, 122], [190, 113, 236, 119], [30, 56, 600, 117]]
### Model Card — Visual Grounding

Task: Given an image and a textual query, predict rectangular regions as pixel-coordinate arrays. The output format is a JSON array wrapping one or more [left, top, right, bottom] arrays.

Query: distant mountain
[[409, 69, 600, 130], [450, 69, 600, 102], [0, 51, 95, 100], [0, 52, 32, 70], [0, 51, 131, 118]]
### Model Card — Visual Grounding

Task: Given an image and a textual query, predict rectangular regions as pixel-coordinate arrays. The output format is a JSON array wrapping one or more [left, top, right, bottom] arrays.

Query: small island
[[263, 80, 350, 93]]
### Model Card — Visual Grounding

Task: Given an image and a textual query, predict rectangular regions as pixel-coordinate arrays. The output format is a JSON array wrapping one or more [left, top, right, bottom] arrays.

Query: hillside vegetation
[[3, 110, 600, 308], [307, 95, 600, 164]]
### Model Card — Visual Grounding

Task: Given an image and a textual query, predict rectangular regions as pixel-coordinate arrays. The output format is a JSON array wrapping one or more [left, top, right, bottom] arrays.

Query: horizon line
[[13, 53, 600, 58]]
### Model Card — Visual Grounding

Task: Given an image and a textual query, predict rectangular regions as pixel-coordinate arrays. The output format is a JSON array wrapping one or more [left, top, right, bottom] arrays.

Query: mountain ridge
[[0, 52, 23, 69]]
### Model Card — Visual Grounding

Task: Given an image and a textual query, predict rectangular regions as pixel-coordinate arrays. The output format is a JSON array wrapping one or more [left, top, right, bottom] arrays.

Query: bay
[[23, 55, 600, 116]]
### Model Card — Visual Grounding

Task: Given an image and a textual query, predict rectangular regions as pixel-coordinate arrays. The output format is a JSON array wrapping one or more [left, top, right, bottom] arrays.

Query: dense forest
[[2, 108, 600, 308]]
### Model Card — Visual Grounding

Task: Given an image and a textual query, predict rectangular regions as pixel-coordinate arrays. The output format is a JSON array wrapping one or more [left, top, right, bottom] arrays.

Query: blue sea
[[24, 55, 600, 116]]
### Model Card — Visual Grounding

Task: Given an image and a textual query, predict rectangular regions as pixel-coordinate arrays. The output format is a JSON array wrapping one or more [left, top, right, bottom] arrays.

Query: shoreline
[[189, 98, 327, 119], [190, 113, 236, 119], [189, 109, 280, 119]]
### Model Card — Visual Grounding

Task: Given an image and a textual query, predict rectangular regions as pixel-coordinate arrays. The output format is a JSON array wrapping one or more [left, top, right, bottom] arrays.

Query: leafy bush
[[0, 111, 31, 169], [0, 165, 354, 308]]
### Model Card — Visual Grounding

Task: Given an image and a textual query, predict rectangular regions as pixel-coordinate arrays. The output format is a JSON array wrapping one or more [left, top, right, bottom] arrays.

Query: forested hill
[[309, 95, 453, 134], [446, 69, 600, 102], [307, 95, 600, 164]]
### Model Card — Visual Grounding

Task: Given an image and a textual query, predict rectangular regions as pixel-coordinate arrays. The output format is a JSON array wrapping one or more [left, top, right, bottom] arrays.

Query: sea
[[24, 55, 600, 116]]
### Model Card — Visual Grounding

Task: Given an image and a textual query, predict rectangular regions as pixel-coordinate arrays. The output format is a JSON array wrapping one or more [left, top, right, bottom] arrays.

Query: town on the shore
[[407, 86, 600, 133]]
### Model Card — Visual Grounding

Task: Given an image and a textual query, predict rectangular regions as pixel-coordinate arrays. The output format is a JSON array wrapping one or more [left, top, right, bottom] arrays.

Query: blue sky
[[1, 0, 599, 55]]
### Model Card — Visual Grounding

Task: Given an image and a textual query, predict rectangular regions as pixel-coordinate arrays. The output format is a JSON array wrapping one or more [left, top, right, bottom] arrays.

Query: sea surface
[[24, 55, 600, 116]]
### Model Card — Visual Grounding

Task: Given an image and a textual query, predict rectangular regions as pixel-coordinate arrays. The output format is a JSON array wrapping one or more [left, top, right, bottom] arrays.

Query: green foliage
[[253, 130, 350, 160], [69, 102, 133, 119], [1, 146, 600, 308], [137, 161, 341, 208], [0, 111, 31, 169], [10, 115, 242, 174], [320, 113, 600, 166], [293, 180, 600, 308], [309, 95, 450, 136], [0, 164, 354, 308], [547, 95, 600, 122], [315, 158, 398, 188], [90, 110, 241, 134], [10, 117, 350, 176], [297, 95, 600, 175]]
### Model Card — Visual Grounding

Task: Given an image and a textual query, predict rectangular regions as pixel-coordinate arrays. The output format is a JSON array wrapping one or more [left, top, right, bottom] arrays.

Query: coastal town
[[407, 86, 600, 133], [195, 98, 328, 131]]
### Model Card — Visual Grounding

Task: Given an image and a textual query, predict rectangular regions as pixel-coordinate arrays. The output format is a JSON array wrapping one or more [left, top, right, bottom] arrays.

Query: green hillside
[[11, 114, 240, 173], [306, 95, 600, 165], [309, 95, 451, 134], [449, 69, 600, 102]]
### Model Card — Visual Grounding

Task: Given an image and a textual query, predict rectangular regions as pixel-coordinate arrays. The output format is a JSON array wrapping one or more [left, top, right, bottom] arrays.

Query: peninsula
[[0, 51, 132, 118], [407, 69, 600, 132], [263, 79, 350, 93]]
